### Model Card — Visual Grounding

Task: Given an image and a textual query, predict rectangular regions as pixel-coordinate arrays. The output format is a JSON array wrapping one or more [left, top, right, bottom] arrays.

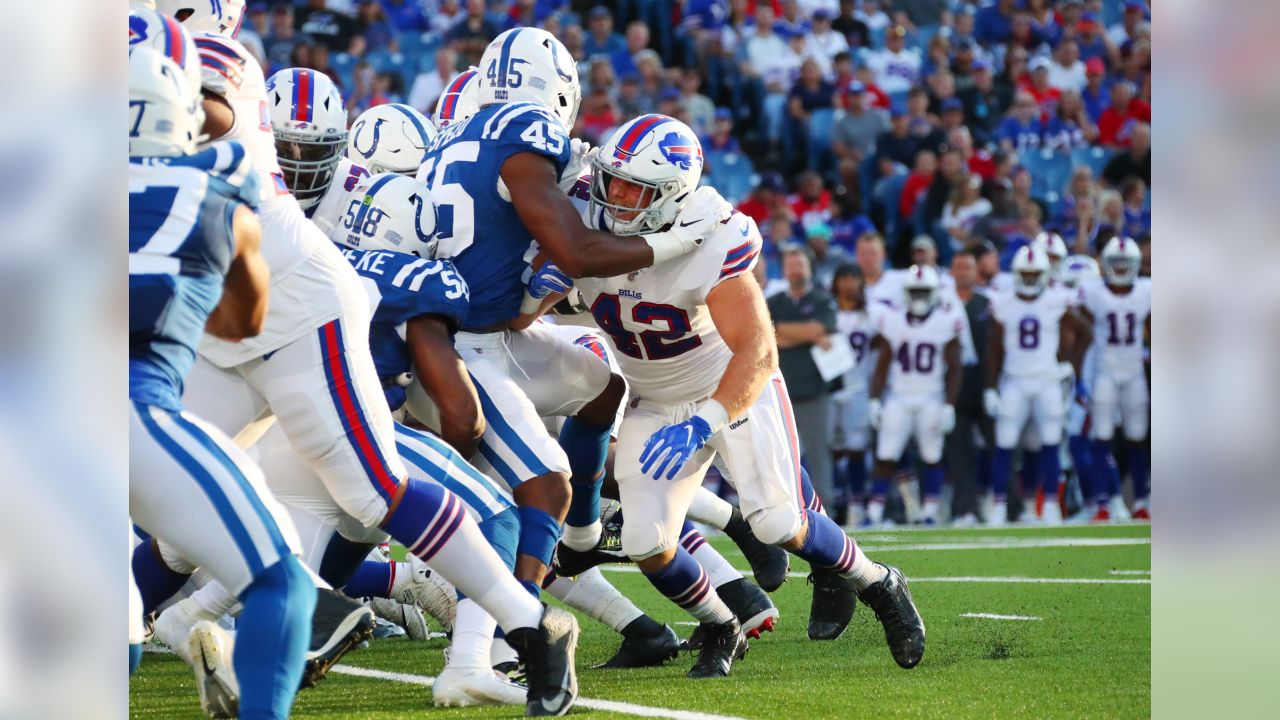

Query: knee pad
[[620, 520, 674, 562], [479, 507, 520, 571], [747, 504, 802, 546], [516, 505, 561, 566]]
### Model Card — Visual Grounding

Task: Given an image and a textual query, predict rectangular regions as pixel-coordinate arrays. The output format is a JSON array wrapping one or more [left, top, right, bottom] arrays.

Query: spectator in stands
[[1008, 11, 1045, 54], [971, 238, 1001, 288], [381, 0, 429, 33], [950, 39, 979, 94], [1074, 11, 1116, 66], [1097, 80, 1150, 147], [446, 0, 500, 67], [1001, 201, 1046, 264], [768, 246, 840, 508], [584, 6, 626, 62], [745, 7, 801, 145], [1026, 0, 1062, 48], [679, 69, 716, 137], [704, 108, 740, 153], [945, 247, 992, 524], [806, 10, 849, 73], [996, 45, 1028, 106], [920, 33, 951, 81], [959, 60, 1004, 146], [1051, 165, 1097, 251], [299, 0, 360, 53], [941, 173, 993, 251], [1110, 1, 1150, 46], [926, 72, 960, 117], [832, 82, 888, 164], [951, 4, 978, 48], [974, 0, 1016, 46], [1081, 57, 1110, 122], [1047, 38, 1086, 93], [738, 171, 788, 225], [899, 149, 937, 221], [776, 0, 810, 41], [920, 148, 966, 234], [1093, 188, 1125, 243], [865, 25, 921, 97], [430, 0, 465, 35], [806, 223, 850, 287], [829, 189, 876, 252], [1101, 119, 1150, 189], [790, 171, 835, 230], [904, 87, 940, 149], [1121, 177, 1151, 238], [237, 3, 269, 71], [354, 0, 394, 52], [634, 49, 669, 110], [833, 0, 871, 49], [309, 44, 343, 91], [909, 234, 940, 271], [586, 59, 617, 99], [1043, 89, 1098, 152], [1118, 36, 1151, 89], [856, 1, 891, 35], [265, 2, 307, 74], [950, 125, 996, 180], [612, 20, 650, 79], [579, 84, 620, 144], [855, 232, 889, 295], [616, 74, 646, 119], [789, 59, 837, 129], [874, 106, 920, 177], [406, 46, 457, 113], [1024, 56, 1061, 120], [998, 90, 1043, 155]]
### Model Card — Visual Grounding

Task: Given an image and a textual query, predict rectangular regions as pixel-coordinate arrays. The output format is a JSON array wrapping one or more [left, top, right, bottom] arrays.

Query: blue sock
[[318, 535, 376, 590], [1040, 444, 1061, 496], [341, 561, 393, 599], [1128, 442, 1150, 501], [799, 465, 823, 512], [132, 541, 191, 615], [559, 417, 611, 528], [478, 506, 520, 571], [129, 643, 142, 676], [642, 546, 725, 622], [1020, 449, 1041, 496], [844, 453, 867, 501], [992, 448, 1014, 499], [796, 508, 856, 573], [1068, 435, 1095, 502], [1091, 439, 1118, 502], [921, 464, 945, 499], [383, 479, 467, 563], [870, 474, 891, 502], [517, 505, 562, 598], [235, 556, 314, 720]]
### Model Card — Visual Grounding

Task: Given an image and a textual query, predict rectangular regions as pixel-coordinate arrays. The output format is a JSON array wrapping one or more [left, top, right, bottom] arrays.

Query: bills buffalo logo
[[658, 132, 702, 171], [129, 15, 148, 44]]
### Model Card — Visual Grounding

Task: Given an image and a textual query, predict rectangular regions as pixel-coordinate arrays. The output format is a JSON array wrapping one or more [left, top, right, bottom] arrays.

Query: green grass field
[[130, 522, 1150, 719]]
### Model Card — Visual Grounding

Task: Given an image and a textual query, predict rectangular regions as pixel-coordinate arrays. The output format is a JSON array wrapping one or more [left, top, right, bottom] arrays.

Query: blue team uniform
[[130, 141, 260, 411], [419, 101, 571, 331]]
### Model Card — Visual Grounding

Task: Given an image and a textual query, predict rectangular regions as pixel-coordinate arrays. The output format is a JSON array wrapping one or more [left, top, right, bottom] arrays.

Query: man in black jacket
[[944, 248, 992, 523]]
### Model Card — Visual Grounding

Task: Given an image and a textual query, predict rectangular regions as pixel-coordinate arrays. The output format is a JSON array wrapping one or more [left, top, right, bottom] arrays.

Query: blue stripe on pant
[[472, 374, 553, 487], [394, 422, 513, 521]]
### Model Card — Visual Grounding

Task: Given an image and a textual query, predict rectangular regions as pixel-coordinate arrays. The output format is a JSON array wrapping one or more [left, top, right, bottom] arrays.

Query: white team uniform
[[832, 304, 881, 451], [308, 156, 371, 237], [537, 322, 629, 438], [868, 268, 977, 364], [576, 212, 808, 557], [1080, 278, 1151, 442], [182, 34, 409, 526], [989, 287, 1074, 449], [873, 303, 965, 464]]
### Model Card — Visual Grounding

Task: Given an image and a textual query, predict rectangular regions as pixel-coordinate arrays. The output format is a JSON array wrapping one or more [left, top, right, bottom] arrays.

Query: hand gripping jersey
[[575, 210, 763, 404], [989, 287, 1073, 378], [835, 304, 881, 391], [415, 102, 572, 330], [1080, 277, 1151, 378], [875, 302, 966, 397], [308, 156, 372, 231], [336, 246, 470, 391], [129, 141, 258, 412]]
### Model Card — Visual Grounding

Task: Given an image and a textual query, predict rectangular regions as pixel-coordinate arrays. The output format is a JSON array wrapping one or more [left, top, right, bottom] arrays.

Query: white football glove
[[940, 404, 955, 433], [558, 138, 597, 194], [1056, 360, 1075, 383], [642, 186, 732, 264], [868, 398, 882, 429], [983, 388, 1001, 418]]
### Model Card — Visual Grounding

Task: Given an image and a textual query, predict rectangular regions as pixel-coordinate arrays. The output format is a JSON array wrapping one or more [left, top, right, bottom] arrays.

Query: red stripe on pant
[[321, 321, 400, 500], [772, 376, 806, 510]]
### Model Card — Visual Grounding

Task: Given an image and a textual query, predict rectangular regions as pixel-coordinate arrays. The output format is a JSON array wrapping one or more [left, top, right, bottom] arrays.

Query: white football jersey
[[1080, 277, 1151, 378], [310, 157, 373, 239], [990, 287, 1073, 377], [875, 302, 965, 397], [575, 211, 763, 404], [835, 304, 881, 391], [868, 268, 976, 365]]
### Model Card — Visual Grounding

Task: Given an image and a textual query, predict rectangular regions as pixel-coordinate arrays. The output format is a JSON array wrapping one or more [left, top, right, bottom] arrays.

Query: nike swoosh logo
[[679, 220, 700, 228]]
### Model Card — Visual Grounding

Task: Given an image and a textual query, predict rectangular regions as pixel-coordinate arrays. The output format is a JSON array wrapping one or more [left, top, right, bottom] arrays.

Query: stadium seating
[[1020, 147, 1073, 203], [1071, 145, 1113, 178]]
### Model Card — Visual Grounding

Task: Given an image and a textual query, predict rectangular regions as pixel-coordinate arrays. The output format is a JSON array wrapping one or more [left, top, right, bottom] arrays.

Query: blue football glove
[[528, 261, 574, 299], [639, 415, 716, 481]]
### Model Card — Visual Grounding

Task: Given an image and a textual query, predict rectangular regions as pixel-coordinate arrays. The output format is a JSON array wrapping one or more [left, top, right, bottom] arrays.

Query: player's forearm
[[712, 339, 778, 421]]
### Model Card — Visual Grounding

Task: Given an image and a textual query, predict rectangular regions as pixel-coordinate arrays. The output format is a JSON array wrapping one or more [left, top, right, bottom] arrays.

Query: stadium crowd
[[243, 0, 1151, 525]]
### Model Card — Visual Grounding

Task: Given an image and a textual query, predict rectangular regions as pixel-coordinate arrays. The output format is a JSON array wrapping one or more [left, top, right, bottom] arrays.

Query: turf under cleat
[[188, 620, 239, 719], [686, 619, 748, 679], [807, 568, 856, 640], [856, 564, 925, 669], [595, 616, 680, 668], [302, 589, 376, 688], [369, 597, 431, 640], [432, 666, 528, 707], [392, 555, 457, 634], [715, 578, 780, 639], [723, 507, 790, 592], [504, 605, 579, 717]]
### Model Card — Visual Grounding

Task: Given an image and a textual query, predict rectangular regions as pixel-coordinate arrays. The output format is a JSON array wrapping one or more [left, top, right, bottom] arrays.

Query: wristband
[[695, 399, 731, 435], [519, 291, 542, 315], [642, 231, 686, 265]]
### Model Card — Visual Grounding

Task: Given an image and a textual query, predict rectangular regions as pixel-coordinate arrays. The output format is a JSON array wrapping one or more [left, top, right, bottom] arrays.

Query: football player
[[128, 46, 312, 720], [831, 265, 881, 527], [1080, 237, 1151, 520], [433, 67, 481, 128], [347, 103, 438, 175], [866, 266, 965, 526], [983, 245, 1093, 525], [537, 114, 925, 677]]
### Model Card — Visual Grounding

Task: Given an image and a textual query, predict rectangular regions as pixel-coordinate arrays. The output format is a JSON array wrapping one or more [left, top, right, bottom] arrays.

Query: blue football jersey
[[337, 246, 470, 390], [417, 102, 571, 330], [129, 141, 259, 411]]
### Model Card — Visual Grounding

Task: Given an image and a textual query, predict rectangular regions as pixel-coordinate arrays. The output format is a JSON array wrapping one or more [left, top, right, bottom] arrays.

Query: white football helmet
[[335, 174, 441, 259], [155, 0, 244, 37], [266, 68, 347, 209], [1100, 236, 1142, 287], [589, 114, 704, 235], [1012, 244, 1052, 297], [348, 104, 438, 176], [129, 7, 201, 95], [477, 28, 581, 131], [1033, 231, 1068, 277], [1060, 254, 1100, 289], [902, 264, 941, 316], [433, 68, 481, 128], [129, 46, 205, 157]]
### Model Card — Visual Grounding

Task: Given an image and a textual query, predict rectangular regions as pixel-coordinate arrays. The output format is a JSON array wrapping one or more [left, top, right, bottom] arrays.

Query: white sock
[[387, 561, 414, 598], [921, 498, 941, 522], [190, 580, 238, 620], [546, 568, 642, 633], [561, 520, 602, 552], [687, 486, 734, 530], [689, 539, 743, 588], [866, 499, 885, 524], [419, 512, 542, 633], [845, 549, 888, 591], [447, 599, 497, 670], [490, 635, 519, 667]]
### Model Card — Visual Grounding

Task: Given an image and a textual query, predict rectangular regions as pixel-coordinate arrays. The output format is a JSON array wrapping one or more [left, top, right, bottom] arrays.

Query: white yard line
[[331, 665, 750, 720], [861, 537, 1151, 552], [959, 613, 1042, 621], [1108, 569, 1152, 575], [598, 566, 1150, 584]]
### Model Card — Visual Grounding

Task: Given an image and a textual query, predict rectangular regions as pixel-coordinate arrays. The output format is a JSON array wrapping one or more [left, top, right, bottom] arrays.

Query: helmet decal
[[129, 14, 148, 43], [612, 114, 665, 162], [439, 70, 476, 121], [657, 131, 702, 171], [290, 68, 314, 123], [543, 37, 575, 83], [350, 117, 386, 158]]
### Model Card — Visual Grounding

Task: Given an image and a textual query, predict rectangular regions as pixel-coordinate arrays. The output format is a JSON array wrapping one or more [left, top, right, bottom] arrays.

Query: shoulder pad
[[193, 33, 256, 96], [713, 212, 762, 282]]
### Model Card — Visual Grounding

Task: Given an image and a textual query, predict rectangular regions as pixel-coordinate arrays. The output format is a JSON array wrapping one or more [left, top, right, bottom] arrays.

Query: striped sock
[[643, 547, 734, 625], [681, 522, 742, 588], [796, 509, 886, 590]]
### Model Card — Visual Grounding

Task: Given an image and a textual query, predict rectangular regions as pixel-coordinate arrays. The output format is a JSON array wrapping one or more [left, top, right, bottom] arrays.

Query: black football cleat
[[504, 605, 580, 716], [723, 507, 790, 591], [856, 564, 925, 669], [715, 578, 780, 640], [302, 589, 376, 688], [552, 509, 627, 577], [595, 615, 680, 668], [806, 568, 856, 641], [686, 618, 748, 678]]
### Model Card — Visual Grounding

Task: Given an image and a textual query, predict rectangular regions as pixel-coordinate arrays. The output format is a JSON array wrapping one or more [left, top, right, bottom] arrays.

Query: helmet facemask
[[1014, 268, 1047, 297], [274, 128, 346, 209], [588, 160, 676, 235], [1103, 254, 1137, 286], [906, 287, 937, 317]]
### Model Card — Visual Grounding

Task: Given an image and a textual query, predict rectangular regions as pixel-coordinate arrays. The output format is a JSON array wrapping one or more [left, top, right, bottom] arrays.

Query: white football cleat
[[391, 556, 457, 634], [188, 621, 240, 719], [432, 666, 528, 707], [152, 601, 202, 666], [369, 597, 431, 640]]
